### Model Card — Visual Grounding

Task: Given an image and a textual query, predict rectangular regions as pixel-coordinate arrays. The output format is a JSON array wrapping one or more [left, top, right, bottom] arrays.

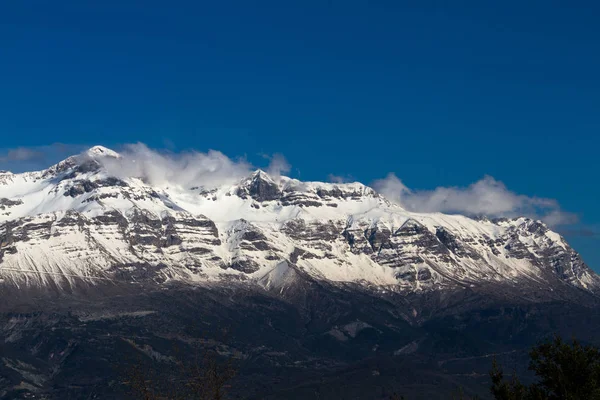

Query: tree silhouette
[[490, 336, 600, 400]]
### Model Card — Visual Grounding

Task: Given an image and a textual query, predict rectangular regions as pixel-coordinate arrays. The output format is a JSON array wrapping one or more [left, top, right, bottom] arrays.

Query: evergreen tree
[[491, 336, 600, 400]]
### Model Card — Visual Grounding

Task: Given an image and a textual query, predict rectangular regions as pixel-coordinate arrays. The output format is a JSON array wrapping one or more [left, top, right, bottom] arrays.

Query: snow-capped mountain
[[2, 146, 600, 400], [0, 145, 597, 297]]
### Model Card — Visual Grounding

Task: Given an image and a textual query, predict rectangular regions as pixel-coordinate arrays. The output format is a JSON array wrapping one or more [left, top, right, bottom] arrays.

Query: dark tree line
[[389, 336, 600, 400], [124, 335, 600, 399]]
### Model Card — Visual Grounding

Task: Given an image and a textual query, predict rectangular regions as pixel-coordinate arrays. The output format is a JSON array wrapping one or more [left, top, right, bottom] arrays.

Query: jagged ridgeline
[[1, 146, 600, 399], [0, 146, 597, 295]]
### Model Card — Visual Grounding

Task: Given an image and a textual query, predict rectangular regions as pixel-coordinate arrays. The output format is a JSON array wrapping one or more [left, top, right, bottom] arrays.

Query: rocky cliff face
[[0, 146, 598, 298], [1, 146, 600, 399]]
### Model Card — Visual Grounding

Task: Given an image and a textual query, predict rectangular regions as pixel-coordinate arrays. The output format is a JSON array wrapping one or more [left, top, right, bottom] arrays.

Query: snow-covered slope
[[0, 146, 598, 297]]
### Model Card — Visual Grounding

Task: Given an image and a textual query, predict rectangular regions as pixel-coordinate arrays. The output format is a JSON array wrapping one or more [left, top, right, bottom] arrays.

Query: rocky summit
[[1, 147, 599, 399]]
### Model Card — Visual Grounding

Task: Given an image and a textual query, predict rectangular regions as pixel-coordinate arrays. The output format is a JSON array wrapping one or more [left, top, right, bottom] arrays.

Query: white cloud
[[371, 173, 411, 203], [372, 173, 577, 226], [1, 142, 580, 228], [94, 143, 294, 189], [98, 143, 254, 189], [541, 210, 579, 227], [0, 147, 44, 162], [0, 143, 88, 172], [265, 153, 291, 180], [327, 174, 353, 184]]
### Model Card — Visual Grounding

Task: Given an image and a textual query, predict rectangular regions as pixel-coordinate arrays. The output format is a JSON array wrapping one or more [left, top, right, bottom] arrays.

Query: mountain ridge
[[2, 146, 600, 399], [0, 146, 597, 298]]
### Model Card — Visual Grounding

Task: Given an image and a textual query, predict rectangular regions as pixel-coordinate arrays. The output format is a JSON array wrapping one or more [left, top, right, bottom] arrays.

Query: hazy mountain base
[[1, 280, 599, 400]]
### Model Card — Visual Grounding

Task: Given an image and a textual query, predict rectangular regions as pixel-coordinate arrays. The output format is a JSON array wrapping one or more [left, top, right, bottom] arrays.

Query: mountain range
[[1, 146, 599, 399]]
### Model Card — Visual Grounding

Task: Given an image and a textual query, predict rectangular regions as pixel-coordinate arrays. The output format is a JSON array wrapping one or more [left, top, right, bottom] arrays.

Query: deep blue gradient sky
[[1, 1, 599, 268]]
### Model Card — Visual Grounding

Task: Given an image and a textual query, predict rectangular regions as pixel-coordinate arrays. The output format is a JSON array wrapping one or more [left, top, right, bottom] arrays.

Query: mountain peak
[[250, 169, 275, 182], [86, 145, 120, 159], [236, 169, 281, 201]]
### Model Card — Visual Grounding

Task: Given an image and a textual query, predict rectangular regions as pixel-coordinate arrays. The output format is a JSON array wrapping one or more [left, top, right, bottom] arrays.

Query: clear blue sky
[[1, 1, 599, 269]]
